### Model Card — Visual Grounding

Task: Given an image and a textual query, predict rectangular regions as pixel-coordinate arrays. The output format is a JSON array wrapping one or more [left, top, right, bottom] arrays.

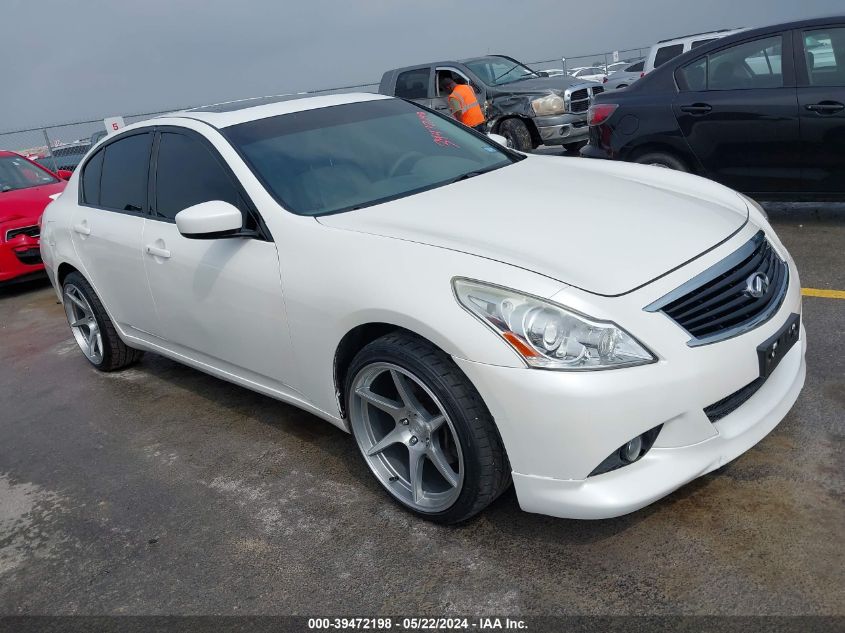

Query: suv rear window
[[654, 44, 684, 68]]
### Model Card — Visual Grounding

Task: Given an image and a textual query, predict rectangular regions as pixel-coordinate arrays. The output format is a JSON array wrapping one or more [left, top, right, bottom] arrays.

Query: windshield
[[0, 155, 58, 193], [464, 56, 539, 86], [226, 99, 518, 217]]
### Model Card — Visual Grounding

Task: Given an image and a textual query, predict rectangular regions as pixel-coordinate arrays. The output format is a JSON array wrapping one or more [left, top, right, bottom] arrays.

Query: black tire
[[564, 141, 587, 153], [498, 118, 534, 152], [62, 272, 143, 372], [634, 151, 689, 172], [345, 331, 510, 524]]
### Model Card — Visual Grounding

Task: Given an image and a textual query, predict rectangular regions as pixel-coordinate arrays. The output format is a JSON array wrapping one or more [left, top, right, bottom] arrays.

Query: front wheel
[[346, 332, 510, 524], [498, 118, 534, 152]]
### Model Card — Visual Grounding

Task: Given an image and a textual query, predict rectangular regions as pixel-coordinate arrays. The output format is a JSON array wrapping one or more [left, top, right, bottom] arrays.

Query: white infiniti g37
[[40, 93, 806, 524]]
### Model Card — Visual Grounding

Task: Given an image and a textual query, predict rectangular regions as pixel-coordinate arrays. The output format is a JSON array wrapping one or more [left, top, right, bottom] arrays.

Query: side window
[[99, 133, 151, 212], [708, 35, 783, 90], [654, 44, 684, 68], [628, 61, 644, 72], [154, 132, 250, 225], [691, 38, 717, 49], [679, 57, 708, 91], [81, 148, 104, 205], [395, 68, 430, 99], [803, 27, 845, 86]]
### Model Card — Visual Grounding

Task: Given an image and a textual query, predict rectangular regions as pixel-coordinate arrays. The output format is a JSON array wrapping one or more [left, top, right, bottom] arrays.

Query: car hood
[[317, 155, 749, 296], [0, 182, 66, 224], [489, 75, 594, 94]]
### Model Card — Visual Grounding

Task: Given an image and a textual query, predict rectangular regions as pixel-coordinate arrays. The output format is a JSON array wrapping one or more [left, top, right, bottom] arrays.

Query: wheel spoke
[[87, 331, 97, 357], [391, 370, 429, 416], [366, 427, 404, 456], [428, 414, 446, 432], [427, 444, 459, 488], [356, 387, 403, 416], [67, 291, 89, 314], [409, 450, 425, 504]]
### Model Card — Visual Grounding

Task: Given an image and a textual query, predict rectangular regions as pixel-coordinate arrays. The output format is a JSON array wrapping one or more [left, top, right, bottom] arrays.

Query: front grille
[[567, 86, 604, 113], [14, 247, 42, 266], [5, 225, 40, 241], [646, 232, 788, 345], [704, 377, 764, 422]]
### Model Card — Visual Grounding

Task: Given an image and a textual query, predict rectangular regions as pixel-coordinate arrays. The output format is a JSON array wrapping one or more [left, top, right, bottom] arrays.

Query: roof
[[656, 28, 743, 44], [160, 92, 391, 129]]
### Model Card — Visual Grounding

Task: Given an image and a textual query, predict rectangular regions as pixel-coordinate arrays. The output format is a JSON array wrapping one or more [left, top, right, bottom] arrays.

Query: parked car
[[36, 141, 91, 172], [643, 28, 745, 74], [582, 15, 845, 200], [379, 55, 603, 152], [41, 93, 805, 523], [606, 61, 631, 74], [603, 59, 645, 90], [568, 66, 609, 83], [0, 151, 67, 284]]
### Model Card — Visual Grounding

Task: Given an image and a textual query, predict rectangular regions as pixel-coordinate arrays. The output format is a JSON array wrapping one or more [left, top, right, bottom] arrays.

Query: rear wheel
[[498, 118, 533, 152], [62, 272, 143, 371], [634, 151, 688, 171], [346, 332, 510, 524]]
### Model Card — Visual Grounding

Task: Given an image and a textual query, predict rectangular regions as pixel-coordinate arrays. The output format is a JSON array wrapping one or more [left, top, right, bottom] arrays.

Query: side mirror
[[57, 169, 73, 181], [487, 133, 511, 148], [175, 201, 244, 239]]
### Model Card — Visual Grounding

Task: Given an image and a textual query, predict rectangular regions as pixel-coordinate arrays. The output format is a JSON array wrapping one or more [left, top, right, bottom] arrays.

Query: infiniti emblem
[[745, 272, 770, 298]]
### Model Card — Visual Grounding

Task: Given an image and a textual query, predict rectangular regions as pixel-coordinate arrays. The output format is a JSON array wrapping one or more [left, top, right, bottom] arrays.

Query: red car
[[0, 151, 69, 285]]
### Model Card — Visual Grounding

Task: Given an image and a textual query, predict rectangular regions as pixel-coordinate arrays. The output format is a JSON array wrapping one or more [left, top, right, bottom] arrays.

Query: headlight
[[531, 94, 566, 116], [453, 279, 655, 370]]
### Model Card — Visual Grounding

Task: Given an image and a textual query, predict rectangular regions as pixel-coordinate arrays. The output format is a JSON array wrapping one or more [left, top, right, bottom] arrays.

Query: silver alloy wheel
[[63, 284, 103, 365], [350, 362, 464, 513]]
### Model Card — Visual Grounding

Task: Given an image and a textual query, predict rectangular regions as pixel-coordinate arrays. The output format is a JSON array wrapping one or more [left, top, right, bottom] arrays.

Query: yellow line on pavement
[[802, 288, 845, 299]]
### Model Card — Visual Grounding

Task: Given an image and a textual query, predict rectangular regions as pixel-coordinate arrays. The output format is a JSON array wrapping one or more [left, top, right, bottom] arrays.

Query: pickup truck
[[378, 55, 603, 152]]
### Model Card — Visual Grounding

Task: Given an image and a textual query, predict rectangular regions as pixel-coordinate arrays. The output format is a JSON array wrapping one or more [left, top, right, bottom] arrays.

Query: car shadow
[[0, 276, 52, 298]]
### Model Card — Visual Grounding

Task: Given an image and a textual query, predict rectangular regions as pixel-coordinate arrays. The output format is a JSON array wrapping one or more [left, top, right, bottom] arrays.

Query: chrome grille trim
[[645, 232, 789, 347], [563, 83, 602, 114]]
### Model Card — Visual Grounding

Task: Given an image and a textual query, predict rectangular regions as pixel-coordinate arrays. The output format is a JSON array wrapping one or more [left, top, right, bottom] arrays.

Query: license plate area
[[757, 313, 800, 379]]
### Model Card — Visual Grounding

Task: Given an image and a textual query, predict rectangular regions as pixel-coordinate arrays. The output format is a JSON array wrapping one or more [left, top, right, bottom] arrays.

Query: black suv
[[581, 16, 845, 200]]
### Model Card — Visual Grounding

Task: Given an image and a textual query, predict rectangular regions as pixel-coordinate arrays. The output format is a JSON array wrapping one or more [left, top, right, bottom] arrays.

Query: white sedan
[[41, 93, 806, 524]]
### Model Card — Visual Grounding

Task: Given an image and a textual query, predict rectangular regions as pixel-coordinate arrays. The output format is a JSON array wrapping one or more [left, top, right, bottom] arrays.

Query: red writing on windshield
[[416, 111, 460, 148]]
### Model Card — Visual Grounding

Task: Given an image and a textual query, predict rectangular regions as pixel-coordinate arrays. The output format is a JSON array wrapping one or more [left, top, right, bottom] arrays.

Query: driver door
[[141, 129, 296, 388], [432, 67, 485, 118]]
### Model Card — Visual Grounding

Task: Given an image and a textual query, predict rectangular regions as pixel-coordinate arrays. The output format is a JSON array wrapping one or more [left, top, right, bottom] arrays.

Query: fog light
[[620, 436, 643, 463]]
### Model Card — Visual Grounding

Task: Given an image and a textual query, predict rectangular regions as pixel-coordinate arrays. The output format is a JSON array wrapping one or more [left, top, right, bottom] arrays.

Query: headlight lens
[[453, 279, 655, 370], [531, 94, 566, 116]]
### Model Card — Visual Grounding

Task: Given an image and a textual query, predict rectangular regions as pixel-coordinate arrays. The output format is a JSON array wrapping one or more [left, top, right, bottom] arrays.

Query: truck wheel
[[499, 118, 533, 152], [346, 331, 510, 524], [634, 151, 689, 172], [62, 272, 143, 371]]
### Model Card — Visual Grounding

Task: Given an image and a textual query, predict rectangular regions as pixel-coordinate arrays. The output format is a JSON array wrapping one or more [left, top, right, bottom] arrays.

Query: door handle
[[805, 101, 845, 114], [679, 103, 712, 114], [145, 244, 171, 259], [72, 222, 91, 236]]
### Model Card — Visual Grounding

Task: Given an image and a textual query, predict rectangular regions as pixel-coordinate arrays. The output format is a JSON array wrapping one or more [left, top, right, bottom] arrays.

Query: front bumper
[[453, 228, 805, 519], [0, 235, 44, 283], [534, 112, 590, 145]]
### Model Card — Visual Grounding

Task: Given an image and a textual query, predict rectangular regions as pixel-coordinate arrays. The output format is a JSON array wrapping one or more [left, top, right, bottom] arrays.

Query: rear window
[[678, 35, 784, 91], [654, 44, 684, 68], [627, 61, 644, 72]]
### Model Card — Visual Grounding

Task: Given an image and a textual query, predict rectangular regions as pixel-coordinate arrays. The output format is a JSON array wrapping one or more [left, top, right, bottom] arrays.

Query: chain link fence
[[0, 47, 646, 169]]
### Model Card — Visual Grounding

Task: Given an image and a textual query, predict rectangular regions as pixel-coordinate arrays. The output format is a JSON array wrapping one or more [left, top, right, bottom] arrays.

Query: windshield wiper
[[492, 64, 519, 84], [448, 169, 496, 185]]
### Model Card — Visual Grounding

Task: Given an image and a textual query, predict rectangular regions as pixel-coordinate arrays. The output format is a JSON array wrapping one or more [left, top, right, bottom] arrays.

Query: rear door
[[393, 67, 433, 108], [673, 33, 801, 194], [796, 24, 845, 195], [71, 131, 159, 334]]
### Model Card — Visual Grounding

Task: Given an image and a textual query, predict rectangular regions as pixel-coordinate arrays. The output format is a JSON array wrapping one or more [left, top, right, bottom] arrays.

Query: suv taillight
[[588, 103, 618, 126]]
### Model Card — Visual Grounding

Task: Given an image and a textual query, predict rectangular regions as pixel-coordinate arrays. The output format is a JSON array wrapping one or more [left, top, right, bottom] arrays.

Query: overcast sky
[[3, 0, 843, 131]]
